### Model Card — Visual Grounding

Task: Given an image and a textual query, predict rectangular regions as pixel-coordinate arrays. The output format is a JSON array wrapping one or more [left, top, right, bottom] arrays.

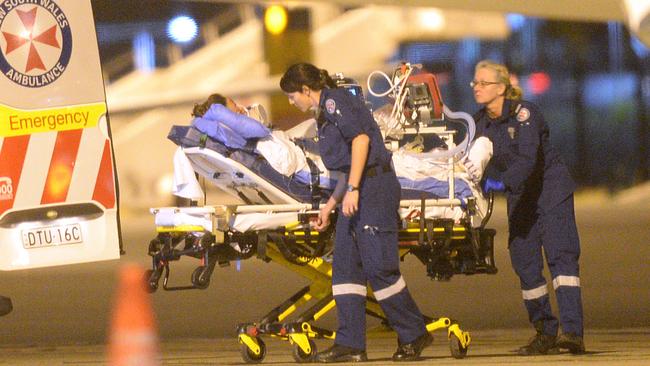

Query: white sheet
[[172, 147, 204, 200], [393, 137, 492, 182], [256, 130, 308, 176], [172, 128, 492, 199]]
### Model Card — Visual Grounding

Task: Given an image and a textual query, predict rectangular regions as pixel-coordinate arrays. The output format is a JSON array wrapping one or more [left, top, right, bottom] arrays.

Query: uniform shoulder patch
[[517, 107, 530, 123], [325, 99, 336, 114]]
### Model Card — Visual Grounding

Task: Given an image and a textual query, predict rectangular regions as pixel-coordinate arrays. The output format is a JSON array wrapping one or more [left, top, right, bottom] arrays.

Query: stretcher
[[145, 66, 497, 362]]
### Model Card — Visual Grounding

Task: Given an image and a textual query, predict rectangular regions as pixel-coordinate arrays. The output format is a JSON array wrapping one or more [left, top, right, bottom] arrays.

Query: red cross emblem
[[1, 6, 61, 74]]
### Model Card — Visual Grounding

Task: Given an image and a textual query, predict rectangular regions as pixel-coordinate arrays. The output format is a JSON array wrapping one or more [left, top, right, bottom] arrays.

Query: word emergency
[[0, 102, 105, 137], [9, 110, 89, 132]]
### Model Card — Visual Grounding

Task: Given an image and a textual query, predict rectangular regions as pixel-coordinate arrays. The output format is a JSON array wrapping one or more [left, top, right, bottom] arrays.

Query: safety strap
[[293, 137, 319, 155], [257, 230, 268, 260], [305, 156, 321, 209], [234, 188, 253, 205], [255, 189, 273, 204]]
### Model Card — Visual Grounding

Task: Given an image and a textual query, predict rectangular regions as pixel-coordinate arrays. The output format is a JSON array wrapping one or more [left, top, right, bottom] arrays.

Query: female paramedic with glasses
[[467, 59, 585, 356], [280, 63, 432, 363]]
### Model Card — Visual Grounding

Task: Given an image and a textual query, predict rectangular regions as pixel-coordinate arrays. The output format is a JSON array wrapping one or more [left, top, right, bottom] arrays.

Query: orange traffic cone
[[107, 263, 161, 366]]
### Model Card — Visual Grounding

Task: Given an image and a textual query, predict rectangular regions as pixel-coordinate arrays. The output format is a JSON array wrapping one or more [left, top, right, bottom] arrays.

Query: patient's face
[[226, 98, 246, 114]]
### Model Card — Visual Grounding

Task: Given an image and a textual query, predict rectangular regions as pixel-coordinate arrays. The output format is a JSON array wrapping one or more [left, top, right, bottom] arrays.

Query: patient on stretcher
[[175, 94, 492, 223], [190, 94, 339, 188]]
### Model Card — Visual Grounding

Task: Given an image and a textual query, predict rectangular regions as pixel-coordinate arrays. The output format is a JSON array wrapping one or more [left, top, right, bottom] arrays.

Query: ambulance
[[0, 0, 121, 270]]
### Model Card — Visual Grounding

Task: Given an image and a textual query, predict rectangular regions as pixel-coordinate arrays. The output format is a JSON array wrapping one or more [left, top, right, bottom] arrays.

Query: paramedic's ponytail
[[319, 69, 337, 89], [505, 84, 523, 101], [281, 63, 336, 93]]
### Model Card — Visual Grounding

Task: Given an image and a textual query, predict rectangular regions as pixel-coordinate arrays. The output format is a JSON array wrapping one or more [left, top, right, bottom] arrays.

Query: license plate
[[22, 223, 83, 249]]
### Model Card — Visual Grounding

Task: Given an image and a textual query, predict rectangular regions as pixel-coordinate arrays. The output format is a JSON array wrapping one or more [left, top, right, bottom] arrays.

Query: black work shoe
[[556, 333, 586, 354], [0, 296, 12, 317], [517, 333, 559, 356], [314, 344, 368, 363], [392, 332, 433, 361]]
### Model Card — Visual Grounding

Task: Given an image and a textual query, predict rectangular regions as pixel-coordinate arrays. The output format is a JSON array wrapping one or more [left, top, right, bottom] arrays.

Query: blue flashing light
[[133, 31, 155, 73], [167, 15, 198, 44], [507, 13, 526, 32]]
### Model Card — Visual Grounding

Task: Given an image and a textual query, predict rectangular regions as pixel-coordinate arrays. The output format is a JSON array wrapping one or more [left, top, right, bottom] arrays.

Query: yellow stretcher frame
[[146, 210, 494, 363], [233, 241, 471, 363]]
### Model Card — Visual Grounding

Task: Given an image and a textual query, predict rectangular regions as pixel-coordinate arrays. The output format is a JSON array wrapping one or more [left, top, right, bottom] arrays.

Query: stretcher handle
[[233, 203, 317, 213], [399, 198, 463, 207]]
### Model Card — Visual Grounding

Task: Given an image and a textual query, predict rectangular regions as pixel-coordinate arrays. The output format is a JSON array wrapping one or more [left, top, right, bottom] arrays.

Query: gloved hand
[[463, 159, 481, 183], [483, 178, 506, 193]]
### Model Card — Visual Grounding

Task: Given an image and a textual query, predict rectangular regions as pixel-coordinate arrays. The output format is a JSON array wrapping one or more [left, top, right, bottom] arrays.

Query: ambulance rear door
[[0, 0, 121, 270]]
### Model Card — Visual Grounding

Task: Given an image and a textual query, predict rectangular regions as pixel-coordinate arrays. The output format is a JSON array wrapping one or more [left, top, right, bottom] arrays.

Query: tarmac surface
[[0, 187, 649, 365], [1, 328, 649, 365]]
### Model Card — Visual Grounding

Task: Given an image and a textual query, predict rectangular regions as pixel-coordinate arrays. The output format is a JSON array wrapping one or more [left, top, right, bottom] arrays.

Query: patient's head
[[192, 93, 244, 117]]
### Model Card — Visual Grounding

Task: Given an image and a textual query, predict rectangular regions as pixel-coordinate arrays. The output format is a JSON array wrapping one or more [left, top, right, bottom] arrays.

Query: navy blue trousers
[[508, 194, 583, 336], [331, 169, 427, 350]]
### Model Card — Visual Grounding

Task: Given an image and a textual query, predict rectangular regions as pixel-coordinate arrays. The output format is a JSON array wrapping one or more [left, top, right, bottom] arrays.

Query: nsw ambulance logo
[[0, 1, 72, 88]]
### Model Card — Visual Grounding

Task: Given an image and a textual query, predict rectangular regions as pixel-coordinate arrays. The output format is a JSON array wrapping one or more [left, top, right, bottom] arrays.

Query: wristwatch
[[346, 184, 358, 192]]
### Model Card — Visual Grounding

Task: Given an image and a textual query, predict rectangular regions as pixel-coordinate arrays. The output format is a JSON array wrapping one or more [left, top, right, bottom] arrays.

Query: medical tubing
[[367, 68, 414, 138], [389, 69, 414, 122], [367, 70, 399, 98]]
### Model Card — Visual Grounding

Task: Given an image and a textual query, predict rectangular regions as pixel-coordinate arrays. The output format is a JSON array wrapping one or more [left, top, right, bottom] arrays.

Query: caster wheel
[[191, 266, 210, 289], [449, 333, 468, 359], [144, 269, 160, 293], [147, 238, 163, 255], [240, 337, 266, 363], [292, 339, 317, 363]]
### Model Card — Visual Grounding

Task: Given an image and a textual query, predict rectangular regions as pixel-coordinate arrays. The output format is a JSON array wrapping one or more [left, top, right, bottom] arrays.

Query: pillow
[[192, 116, 247, 149], [203, 103, 270, 138]]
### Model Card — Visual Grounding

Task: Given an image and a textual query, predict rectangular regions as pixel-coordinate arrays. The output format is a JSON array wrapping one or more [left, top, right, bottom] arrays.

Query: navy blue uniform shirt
[[475, 99, 575, 213], [316, 88, 391, 172]]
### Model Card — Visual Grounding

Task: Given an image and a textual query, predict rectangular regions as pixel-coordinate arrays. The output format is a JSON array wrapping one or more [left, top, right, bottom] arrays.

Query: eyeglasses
[[470, 80, 501, 88]]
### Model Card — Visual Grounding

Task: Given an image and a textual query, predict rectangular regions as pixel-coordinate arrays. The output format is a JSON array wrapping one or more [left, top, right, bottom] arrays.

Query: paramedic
[[468, 59, 585, 355], [280, 63, 431, 363]]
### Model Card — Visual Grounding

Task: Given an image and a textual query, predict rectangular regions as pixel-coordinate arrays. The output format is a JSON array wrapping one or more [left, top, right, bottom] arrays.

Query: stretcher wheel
[[449, 333, 468, 359], [240, 337, 266, 363], [292, 339, 317, 363], [144, 269, 160, 293], [191, 266, 210, 289]]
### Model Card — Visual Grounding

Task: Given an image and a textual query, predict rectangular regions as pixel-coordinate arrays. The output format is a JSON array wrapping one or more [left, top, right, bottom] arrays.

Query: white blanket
[[172, 123, 492, 208], [172, 148, 204, 200]]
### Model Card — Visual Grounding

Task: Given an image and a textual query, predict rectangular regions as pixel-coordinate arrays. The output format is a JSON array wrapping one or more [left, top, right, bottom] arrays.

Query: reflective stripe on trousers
[[552, 275, 580, 289], [332, 283, 367, 297], [522, 283, 548, 300], [332, 276, 406, 301]]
